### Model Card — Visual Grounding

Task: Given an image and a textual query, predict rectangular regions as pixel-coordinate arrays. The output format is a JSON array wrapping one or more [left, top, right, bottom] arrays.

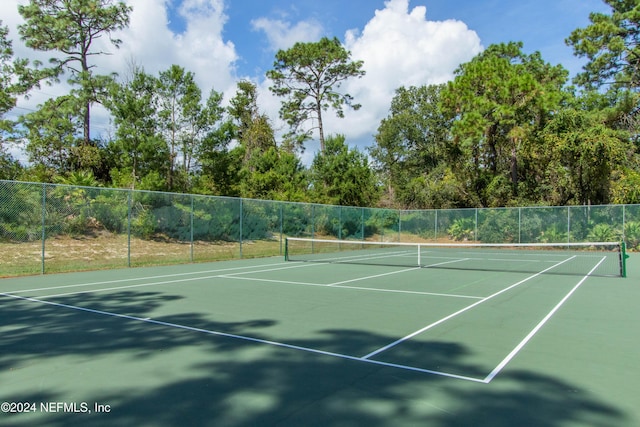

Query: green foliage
[[539, 225, 567, 244], [131, 209, 155, 239], [477, 209, 518, 243], [1, 20, 41, 121], [624, 221, 640, 250], [156, 65, 225, 192], [611, 167, 640, 204], [542, 108, 631, 205], [310, 135, 380, 207], [3, 3, 640, 212], [267, 37, 365, 152], [371, 85, 461, 208], [104, 66, 169, 190], [0, 183, 42, 241], [18, 0, 132, 144], [567, 1, 640, 91], [239, 147, 308, 202], [587, 223, 618, 242], [448, 218, 475, 241], [442, 42, 568, 207]]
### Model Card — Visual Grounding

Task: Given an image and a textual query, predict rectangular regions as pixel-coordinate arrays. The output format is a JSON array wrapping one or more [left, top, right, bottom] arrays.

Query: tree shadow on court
[[0, 291, 629, 427]]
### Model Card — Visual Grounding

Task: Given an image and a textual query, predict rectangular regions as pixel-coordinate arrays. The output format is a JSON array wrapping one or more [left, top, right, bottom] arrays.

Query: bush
[[624, 221, 640, 250], [131, 209, 155, 239], [539, 224, 567, 243], [477, 210, 518, 243], [448, 218, 475, 241], [587, 223, 619, 242]]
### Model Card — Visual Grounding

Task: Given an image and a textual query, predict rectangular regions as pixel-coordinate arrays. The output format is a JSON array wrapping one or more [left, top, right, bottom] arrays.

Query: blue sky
[[5, 0, 611, 161], [210, 0, 608, 78]]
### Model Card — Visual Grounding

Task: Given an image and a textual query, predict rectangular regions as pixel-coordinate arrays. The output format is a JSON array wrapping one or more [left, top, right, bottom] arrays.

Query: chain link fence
[[2, 179, 639, 276]]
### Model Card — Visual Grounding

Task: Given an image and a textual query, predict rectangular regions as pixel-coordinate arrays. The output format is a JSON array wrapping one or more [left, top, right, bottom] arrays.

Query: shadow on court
[[0, 287, 629, 427]]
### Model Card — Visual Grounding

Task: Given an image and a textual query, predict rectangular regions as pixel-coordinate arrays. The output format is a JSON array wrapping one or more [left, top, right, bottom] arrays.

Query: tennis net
[[284, 238, 627, 277]]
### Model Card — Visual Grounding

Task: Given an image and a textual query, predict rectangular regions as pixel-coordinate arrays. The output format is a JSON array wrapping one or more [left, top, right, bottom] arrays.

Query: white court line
[[328, 267, 421, 286], [218, 275, 323, 287], [33, 261, 327, 299], [0, 291, 485, 383], [361, 255, 577, 360], [482, 256, 607, 383], [220, 274, 483, 300], [423, 258, 471, 268], [7, 261, 292, 294], [24, 252, 483, 300]]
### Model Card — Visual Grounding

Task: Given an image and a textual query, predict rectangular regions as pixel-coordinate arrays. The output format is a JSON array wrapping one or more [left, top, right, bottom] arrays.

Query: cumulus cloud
[[251, 17, 324, 51], [330, 0, 483, 145]]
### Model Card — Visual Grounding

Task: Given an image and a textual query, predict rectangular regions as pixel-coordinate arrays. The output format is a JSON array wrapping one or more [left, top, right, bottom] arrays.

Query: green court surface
[[1, 254, 639, 426]]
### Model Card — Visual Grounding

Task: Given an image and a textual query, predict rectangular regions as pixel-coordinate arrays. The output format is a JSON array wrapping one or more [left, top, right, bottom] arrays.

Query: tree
[[370, 84, 458, 208], [239, 147, 308, 201], [1, 20, 41, 176], [228, 80, 276, 165], [541, 108, 632, 205], [18, 0, 132, 145], [156, 64, 224, 191], [442, 42, 567, 206], [20, 95, 101, 175], [310, 134, 379, 206], [104, 66, 168, 189], [567, 1, 640, 91], [267, 37, 365, 152], [567, 1, 640, 139]]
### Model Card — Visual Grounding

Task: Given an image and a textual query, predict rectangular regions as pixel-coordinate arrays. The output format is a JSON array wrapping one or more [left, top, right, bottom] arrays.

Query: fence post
[[339, 205, 342, 240], [567, 206, 571, 243], [279, 203, 284, 255], [190, 195, 194, 263], [239, 198, 243, 259], [41, 183, 46, 274], [518, 207, 522, 243], [127, 190, 132, 268], [475, 208, 478, 242], [622, 204, 626, 243]]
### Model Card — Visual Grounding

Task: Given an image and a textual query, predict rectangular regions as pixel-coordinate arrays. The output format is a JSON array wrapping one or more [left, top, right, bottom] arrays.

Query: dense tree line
[[1, 0, 639, 209]]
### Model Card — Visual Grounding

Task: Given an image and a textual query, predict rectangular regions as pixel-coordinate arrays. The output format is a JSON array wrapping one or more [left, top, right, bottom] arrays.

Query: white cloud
[[329, 0, 483, 147], [94, 0, 238, 97], [251, 17, 324, 51]]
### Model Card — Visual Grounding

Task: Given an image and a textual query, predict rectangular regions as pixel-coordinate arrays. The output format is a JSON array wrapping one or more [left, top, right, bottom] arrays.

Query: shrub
[[587, 223, 619, 242], [448, 218, 475, 241], [624, 221, 640, 250], [539, 224, 567, 243]]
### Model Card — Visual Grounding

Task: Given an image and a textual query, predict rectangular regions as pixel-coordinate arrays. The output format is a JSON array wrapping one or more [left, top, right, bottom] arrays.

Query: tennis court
[[1, 241, 639, 426]]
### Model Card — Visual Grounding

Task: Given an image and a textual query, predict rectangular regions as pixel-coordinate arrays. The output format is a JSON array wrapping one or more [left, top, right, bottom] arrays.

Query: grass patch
[[0, 235, 284, 277]]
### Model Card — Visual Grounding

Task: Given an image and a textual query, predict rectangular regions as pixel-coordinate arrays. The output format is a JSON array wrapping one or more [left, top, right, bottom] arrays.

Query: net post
[[417, 244, 421, 267], [284, 238, 289, 261], [621, 241, 629, 278]]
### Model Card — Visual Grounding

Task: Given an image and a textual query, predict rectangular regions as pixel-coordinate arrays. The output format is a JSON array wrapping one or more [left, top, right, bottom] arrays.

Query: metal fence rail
[[1, 180, 639, 276]]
